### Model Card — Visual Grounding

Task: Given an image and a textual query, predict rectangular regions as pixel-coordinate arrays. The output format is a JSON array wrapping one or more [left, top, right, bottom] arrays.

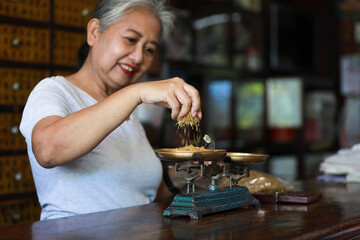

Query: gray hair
[[92, 0, 174, 42]]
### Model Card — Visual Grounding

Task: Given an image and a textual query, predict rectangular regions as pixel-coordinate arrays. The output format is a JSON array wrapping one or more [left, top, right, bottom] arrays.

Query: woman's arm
[[32, 77, 201, 168]]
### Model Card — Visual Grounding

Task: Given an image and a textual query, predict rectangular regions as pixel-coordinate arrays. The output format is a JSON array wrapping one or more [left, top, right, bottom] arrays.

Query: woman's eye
[[125, 37, 136, 44], [145, 46, 155, 55]]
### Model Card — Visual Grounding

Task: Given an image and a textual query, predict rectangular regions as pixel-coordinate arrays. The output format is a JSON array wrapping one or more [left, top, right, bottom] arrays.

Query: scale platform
[[155, 148, 268, 219], [164, 186, 259, 219]]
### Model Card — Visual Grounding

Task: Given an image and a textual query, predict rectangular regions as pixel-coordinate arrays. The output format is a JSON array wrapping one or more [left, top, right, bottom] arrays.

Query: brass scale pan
[[155, 148, 269, 164]]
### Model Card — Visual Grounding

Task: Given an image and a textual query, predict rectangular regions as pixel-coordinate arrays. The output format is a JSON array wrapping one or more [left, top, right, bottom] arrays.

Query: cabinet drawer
[[53, 0, 97, 28], [0, 196, 40, 226], [0, 113, 26, 151], [0, 0, 50, 22], [53, 29, 86, 67], [0, 155, 35, 195], [0, 67, 48, 105], [0, 24, 50, 64]]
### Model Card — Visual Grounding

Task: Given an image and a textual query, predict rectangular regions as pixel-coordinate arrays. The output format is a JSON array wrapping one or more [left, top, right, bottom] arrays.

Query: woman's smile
[[119, 63, 138, 76]]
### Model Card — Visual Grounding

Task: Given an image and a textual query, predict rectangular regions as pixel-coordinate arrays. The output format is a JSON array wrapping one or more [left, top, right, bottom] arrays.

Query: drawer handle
[[12, 38, 21, 47], [12, 213, 22, 222], [14, 172, 22, 181], [12, 0, 20, 2], [11, 125, 19, 135], [81, 8, 90, 17], [12, 82, 20, 91]]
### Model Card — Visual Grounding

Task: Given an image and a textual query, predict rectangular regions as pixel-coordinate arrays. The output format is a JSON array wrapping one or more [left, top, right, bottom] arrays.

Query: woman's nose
[[129, 45, 144, 64]]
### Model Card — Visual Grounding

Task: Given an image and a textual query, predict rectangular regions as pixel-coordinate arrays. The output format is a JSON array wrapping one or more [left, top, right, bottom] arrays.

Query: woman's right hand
[[137, 77, 202, 120]]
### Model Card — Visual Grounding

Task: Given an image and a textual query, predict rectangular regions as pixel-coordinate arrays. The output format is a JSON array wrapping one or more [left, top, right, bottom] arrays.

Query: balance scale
[[155, 149, 269, 219]]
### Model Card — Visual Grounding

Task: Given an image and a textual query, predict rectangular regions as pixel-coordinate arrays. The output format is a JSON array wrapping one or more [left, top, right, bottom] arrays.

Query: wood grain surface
[[0, 180, 359, 240]]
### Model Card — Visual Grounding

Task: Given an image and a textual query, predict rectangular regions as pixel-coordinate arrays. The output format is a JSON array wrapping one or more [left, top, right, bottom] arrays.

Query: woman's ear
[[87, 18, 101, 46]]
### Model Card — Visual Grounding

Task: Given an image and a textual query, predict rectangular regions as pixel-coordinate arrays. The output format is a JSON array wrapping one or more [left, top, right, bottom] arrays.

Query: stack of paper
[[319, 144, 360, 182]]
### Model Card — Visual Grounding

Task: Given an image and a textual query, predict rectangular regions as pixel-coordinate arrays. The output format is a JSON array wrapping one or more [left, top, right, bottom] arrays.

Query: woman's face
[[89, 7, 161, 93]]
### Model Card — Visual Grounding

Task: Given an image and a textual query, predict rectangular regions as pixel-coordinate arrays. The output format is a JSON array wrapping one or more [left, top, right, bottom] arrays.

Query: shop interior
[[1, 0, 360, 226]]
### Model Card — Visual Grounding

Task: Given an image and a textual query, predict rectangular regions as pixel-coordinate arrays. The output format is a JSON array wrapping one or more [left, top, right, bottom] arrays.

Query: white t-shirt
[[20, 76, 162, 220]]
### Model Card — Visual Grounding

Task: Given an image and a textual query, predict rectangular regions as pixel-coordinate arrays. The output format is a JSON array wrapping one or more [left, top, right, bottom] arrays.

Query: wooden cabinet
[[0, 67, 49, 105], [0, 113, 26, 151], [0, 24, 50, 64], [0, 0, 50, 22], [0, 0, 97, 226], [0, 196, 41, 226], [53, 30, 86, 66], [0, 155, 36, 195], [53, 0, 96, 27]]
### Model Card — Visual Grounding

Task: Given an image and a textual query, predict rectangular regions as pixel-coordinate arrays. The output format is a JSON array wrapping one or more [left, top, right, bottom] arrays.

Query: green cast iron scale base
[[155, 148, 268, 220], [163, 186, 259, 219]]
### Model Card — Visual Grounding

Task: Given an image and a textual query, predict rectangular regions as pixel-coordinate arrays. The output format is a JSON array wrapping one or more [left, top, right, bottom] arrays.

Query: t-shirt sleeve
[[20, 78, 70, 143]]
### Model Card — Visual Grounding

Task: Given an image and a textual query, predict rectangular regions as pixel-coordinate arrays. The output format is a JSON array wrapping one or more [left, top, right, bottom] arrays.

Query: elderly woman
[[20, 0, 201, 220]]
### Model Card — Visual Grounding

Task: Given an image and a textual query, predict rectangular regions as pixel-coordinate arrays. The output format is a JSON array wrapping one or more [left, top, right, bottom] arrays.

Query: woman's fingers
[[174, 88, 192, 119], [183, 84, 202, 118], [171, 78, 202, 119], [138, 77, 202, 119], [167, 91, 181, 119]]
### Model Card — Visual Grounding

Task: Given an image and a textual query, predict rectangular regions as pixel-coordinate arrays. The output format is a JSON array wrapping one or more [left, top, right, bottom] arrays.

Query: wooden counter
[[1, 180, 360, 240]]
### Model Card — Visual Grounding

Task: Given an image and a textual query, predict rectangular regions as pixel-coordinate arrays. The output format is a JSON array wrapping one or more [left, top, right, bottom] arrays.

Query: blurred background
[[0, 0, 360, 225], [142, 0, 360, 182]]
